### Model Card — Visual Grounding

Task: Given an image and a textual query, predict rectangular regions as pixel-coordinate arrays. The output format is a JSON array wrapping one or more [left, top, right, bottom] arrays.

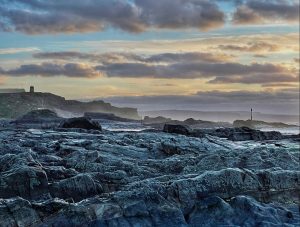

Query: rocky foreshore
[[0, 123, 299, 226]]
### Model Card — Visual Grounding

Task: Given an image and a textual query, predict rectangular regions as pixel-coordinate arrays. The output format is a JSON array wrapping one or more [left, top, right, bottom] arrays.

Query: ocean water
[[259, 127, 300, 135], [100, 121, 150, 132], [97, 119, 300, 135]]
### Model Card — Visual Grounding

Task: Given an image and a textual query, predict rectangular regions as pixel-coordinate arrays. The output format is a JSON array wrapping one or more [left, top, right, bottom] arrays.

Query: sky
[[0, 0, 299, 114]]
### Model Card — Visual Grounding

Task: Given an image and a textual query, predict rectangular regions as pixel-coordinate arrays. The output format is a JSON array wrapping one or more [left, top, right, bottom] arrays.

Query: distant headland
[[0, 86, 140, 120]]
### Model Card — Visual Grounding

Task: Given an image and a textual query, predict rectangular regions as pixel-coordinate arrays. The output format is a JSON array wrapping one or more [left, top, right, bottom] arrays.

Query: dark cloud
[[2, 49, 298, 84], [105, 90, 299, 105], [33, 52, 141, 63], [261, 83, 299, 88], [0, 63, 100, 78], [142, 52, 233, 63], [218, 41, 279, 53], [253, 54, 267, 58], [209, 73, 298, 84], [104, 89, 299, 113], [33, 51, 233, 63], [96, 61, 297, 84], [0, 0, 298, 34], [233, 0, 299, 24], [194, 89, 299, 103], [0, 0, 225, 34], [134, 0, 224, 31]]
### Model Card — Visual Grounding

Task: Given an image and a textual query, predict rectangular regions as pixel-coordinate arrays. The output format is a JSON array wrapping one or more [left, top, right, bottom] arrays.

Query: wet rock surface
[[162, 124, 286, 141], [201, 127, 284, 141], [0, 127, 299, 226]]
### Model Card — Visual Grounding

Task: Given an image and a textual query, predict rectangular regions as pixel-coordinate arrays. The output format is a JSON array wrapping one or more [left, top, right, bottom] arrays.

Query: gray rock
[[49, 174, 103, 202], [0, 167, 48, 200], [0, 197, 41, 227], [0, 127, 298, 226]]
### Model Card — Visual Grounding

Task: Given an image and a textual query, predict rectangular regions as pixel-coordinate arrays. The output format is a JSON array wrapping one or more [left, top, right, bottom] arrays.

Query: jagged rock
[[59, 117, 102, 130], [186, 196, 298, 226], [49, 174, 103, 202], [163, 124, 191, 135], [0, 126, 298, 226], [0, 197, 41, 226], [0, 167, 49, 200]]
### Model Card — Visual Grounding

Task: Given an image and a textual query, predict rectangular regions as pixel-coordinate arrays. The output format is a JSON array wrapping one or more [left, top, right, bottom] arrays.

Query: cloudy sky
[[0, 0, 299, 114]]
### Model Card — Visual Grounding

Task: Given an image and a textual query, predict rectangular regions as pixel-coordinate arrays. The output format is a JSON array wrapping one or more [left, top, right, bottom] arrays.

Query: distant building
[[0, 88, 26, 93], [30, 86, 35, 93]]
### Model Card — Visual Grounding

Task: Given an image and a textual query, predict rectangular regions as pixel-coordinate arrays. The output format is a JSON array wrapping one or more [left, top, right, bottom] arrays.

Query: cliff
[[0, 92, 140, 120]]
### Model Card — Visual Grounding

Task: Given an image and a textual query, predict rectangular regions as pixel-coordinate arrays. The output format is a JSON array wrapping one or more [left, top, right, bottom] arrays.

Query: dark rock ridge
[[59, 117, 102, 131], [0, 126, 299, 226], [143, 116, 173, 124], [144, 116, 232, 129], [85, 112, 139, 122], [142, 110, 300, 124], [0, 92, 139, 120], [164, 124, 283, 141], [233, 119, 298, 129]]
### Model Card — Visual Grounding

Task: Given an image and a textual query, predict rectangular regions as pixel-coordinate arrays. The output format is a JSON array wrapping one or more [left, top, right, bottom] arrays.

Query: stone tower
[[30, 86, 34, 93]]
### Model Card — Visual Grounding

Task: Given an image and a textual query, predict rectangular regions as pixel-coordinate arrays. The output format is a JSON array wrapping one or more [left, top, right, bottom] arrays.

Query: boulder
[[163, 124, 191, 135], [204, 127, 283, 141], [59, 117, 102, 130]]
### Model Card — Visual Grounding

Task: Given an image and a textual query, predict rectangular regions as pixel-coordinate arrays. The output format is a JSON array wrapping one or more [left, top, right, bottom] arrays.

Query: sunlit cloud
[[0, 47, 40, 55], [0, 1, 298, 115], [57, 33, 298, 55]]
